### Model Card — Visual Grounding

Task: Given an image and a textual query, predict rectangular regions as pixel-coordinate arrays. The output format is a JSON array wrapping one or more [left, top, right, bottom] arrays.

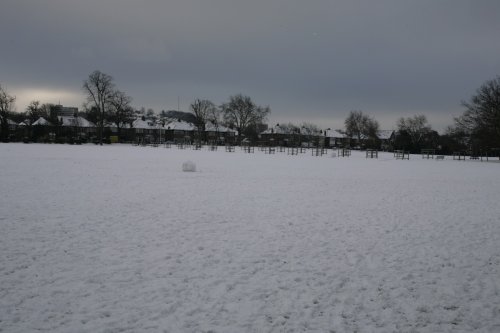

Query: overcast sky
[[1, 0, 499, 132]]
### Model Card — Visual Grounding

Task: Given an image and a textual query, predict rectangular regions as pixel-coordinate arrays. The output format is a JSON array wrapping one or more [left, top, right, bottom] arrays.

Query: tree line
[[342, 110, 438, 152], [83, 71, 270, 145], [1, 71, 500, 153], [330, 76, 500, 153], [0, 70, 271, 144]]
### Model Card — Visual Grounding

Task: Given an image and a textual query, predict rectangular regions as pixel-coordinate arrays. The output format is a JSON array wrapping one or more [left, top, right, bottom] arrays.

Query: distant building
[[58, 116, 95, 128], [32, 117, 52, 126], [58, 116, 96, 139], [205, 123, 237, 145], [325, 129, 349, 147], [377, 130, 395, 151], [6, 119, 18, 130], [324, 129, 394, 150], [53, 104, 78, 117], [165, 119, 196, 143], [260, 124, 309, 147]]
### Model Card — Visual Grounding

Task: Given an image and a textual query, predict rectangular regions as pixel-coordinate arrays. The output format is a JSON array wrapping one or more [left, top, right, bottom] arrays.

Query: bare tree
[[300, 122, 321, 136], [26, 100, 41, 124], [344, 110, 379, 148], [206, 105, 223, 144], [83, 70, 115, 145], [109, 90, 134, 138], [39, 103, 55, 121], [0, 84, 16, 139], [222, 94, 270, 143], [278, 123, 300, 146], [397, 114, 432, 148], [158, 110, 174, 127], [190, 99, 216, 142], [455, 76, 500, 149], [207, 105, 222, 130], [277, 122, 300, 134], [300, 122, 322, 147], [145, 108, 156, 121]]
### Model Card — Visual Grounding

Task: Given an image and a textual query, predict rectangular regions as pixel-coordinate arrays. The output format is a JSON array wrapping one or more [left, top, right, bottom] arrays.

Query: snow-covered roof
[[261, 126, 280, 135], [325, 129, 394, 140], [32, 117, 52, 126], [166, 120, 195, 131], [59, 116, 95, 128], [132, 119, 156, 129], [325, 129, 347, 139], [7, 119, 18, 126], [18, 121, 28, 126], [377, 130, 394, 140], [205, 123, 237, 133], [261, 124, 298, 135]]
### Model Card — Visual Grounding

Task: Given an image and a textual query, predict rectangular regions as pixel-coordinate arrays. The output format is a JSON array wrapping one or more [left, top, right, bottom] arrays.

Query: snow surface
[[1, 143, 499, 333]]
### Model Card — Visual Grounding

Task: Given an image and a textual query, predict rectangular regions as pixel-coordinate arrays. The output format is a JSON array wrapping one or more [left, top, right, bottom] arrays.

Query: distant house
[[132, 118, 155, 132], [131, 118, 158, 143], [7, 119, 18, 131], [32, 117, 52, 126], [1, 119, 19, 139], [377, 130, 395, 151], [53, 105, 79, 117], [325, 129, 394, 150], [164, 120, 195, 143], [58, 116, 96, 138], [205, 123, 237, 145], [29, 117, 53, 141], [59, 116, 94, 128], [16, 120, 31, 139], [260, 124, 301, 146], [325, 129, 349, 147]]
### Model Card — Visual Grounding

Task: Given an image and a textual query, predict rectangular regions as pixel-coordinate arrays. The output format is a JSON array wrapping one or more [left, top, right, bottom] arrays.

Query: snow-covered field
[[1, 143, 499, 333]]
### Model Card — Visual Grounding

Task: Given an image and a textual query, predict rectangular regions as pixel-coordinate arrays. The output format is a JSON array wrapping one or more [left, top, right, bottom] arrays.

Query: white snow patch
[[0, 143, 499, 332]]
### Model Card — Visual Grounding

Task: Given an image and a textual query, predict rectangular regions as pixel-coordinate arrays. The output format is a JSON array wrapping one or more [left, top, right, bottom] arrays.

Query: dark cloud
[[1, 0, 500, 131]]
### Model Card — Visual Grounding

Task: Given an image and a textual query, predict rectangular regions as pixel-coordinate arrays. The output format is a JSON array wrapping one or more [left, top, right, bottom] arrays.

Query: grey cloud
[[1, 0, 500, 131]]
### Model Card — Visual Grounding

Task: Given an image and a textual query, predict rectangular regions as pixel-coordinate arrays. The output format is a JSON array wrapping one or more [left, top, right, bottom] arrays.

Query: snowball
[[182, 161, 196, 172]]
